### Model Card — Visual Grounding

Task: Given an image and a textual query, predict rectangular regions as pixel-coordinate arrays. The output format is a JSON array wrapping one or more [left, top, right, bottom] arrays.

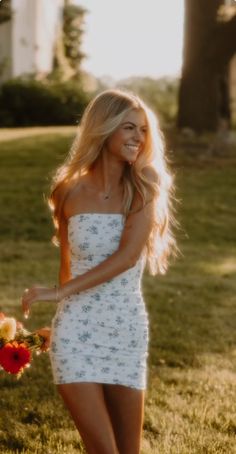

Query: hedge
[[0, 79, 90, 127]]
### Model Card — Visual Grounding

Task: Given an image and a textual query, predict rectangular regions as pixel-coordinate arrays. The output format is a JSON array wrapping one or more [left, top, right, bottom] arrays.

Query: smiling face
[[105, 109, 148, 164]]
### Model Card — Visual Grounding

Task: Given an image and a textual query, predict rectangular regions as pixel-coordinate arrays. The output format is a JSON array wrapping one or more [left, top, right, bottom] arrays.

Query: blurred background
[[0, 0, 236, 131], [0, 2, 236, 453]]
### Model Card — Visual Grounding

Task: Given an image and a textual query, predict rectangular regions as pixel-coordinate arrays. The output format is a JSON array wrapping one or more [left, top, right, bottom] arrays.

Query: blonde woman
[[21, 89, 176, 454]]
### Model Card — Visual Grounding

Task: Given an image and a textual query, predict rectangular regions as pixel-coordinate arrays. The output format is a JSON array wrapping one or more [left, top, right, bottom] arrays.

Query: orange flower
[[0, 342, 31, 374]]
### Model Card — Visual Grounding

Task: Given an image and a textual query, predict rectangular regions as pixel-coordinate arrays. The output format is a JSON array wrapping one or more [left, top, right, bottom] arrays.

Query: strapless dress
[[49, 213, 149, 390]]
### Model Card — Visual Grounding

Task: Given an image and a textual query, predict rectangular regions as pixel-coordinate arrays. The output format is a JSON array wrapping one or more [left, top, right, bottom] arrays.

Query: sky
[[73, 0, 185, 81]]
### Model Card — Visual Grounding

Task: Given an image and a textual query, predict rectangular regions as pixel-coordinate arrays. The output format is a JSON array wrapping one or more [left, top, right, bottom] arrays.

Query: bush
[[0, 78, 90, 127], [119, 76, 179, 126]]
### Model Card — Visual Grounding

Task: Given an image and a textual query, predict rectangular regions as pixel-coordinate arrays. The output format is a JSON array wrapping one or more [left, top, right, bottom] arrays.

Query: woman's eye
[[124, 126, 133, 130]]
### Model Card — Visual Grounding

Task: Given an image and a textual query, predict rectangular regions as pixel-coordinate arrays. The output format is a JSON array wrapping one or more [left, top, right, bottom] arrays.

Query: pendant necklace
[[103, 188, 111, 200], [102, 184, 113, 200]]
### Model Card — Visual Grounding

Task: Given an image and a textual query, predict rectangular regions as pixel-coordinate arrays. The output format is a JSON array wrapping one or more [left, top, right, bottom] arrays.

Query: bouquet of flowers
[[0, 312, 45, 378]]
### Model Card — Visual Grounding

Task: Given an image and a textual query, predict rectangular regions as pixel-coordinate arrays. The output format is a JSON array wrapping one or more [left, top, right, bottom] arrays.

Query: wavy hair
[[48, 88, 177, 275]]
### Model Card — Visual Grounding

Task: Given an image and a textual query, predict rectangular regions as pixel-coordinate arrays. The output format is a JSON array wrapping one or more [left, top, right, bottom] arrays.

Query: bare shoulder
[[63, 177, 89, 219], [53, 180, 70, 205], [54, 179, 84, 220], [141, 165, 158, 183]]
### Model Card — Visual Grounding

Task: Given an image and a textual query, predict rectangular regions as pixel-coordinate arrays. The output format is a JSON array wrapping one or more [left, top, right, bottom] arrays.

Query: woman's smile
[[124, 143, 140, 159], [106, 109, 147, 163], [125, 144, 140, 151]]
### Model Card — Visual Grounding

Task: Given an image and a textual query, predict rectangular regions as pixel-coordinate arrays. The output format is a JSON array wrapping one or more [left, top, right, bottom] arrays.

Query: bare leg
[[104, 384, 145, 454], [57, 382, 119, 454]]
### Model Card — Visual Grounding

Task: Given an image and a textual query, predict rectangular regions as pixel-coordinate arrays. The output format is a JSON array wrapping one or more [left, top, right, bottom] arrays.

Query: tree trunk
[[178, 0, 236, 132], [178, 65, 220, 131]]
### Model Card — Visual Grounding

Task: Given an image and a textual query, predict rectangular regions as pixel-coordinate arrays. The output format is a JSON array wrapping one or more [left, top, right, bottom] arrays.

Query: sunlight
[[199, 257, 236, 276], [74, 0, 184, 80]]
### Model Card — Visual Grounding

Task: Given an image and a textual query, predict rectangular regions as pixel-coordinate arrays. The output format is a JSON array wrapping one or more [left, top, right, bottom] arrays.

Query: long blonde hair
[[48, 88, 177, 275]]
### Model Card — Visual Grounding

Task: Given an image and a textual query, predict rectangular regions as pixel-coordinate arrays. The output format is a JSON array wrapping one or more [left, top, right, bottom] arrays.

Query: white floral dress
[[49, 213, 149, 390]]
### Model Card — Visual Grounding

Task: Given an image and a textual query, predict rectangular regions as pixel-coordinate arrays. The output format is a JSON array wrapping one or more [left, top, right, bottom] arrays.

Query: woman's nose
[[134, 128, 143, 142]]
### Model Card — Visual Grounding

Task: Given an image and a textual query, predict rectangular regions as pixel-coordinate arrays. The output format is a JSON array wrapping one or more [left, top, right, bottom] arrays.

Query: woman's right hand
[[34, 327, 51, 352]]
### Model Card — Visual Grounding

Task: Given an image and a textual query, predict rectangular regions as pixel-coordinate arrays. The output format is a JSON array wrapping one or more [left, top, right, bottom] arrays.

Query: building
[[0, 0, 63, 82]]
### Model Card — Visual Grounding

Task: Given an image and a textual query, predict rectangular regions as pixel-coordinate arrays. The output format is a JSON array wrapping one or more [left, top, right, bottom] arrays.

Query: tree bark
[[208, 15, 236, 69], [177, 0, 236, 132], [178, 66, 220, 131]]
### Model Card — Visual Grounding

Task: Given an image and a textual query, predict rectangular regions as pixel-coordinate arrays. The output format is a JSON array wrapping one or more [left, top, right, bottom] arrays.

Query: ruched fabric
[[49, 213, 149, 390]]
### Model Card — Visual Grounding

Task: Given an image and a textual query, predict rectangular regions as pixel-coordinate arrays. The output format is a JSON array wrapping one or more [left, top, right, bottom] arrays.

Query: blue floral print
[[49, 213, 149, 390]]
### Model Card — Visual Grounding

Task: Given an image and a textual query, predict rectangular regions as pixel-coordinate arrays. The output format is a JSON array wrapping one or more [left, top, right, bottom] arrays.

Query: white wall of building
[[35, 0, 63, 74], [0, 0, 63, 80], [11, 0, 37, 76]]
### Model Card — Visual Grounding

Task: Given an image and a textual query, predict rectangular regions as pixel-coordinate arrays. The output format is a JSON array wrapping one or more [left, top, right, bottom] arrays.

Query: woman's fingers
[[22, 288, 30, 318], [21, 287, 36, 318], [35, 327, 51, 351], [21, 286, 57, 318]]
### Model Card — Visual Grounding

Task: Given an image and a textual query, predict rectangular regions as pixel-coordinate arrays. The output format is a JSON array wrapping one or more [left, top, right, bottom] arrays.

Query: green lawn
[[0, 128, 236, 454]]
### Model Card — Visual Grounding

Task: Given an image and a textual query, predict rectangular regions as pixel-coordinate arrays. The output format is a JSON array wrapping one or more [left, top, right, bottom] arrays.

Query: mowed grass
[[0, 128, 236, 454]]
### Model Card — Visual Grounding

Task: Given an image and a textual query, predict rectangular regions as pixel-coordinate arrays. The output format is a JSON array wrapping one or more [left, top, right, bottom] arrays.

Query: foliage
[[52, 3, 88, 81], [0, 128, 235, 452], [0, 1, 87, 83], [0, 78, 90, 127], [0, 0, 11, 25], [119, 76, 179, 126], [63, 4, 87, 73]]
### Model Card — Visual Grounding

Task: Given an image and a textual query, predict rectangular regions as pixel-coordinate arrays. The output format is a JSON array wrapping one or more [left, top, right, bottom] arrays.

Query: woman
[[21, 89, 176, 454]]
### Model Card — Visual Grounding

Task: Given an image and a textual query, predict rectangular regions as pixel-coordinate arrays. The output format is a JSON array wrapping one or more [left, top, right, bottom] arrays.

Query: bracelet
[[54, 285, 60, 302]]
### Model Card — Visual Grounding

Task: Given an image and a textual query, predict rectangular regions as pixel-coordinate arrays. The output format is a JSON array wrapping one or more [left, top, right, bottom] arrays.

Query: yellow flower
[[0, 317, 17, 341]]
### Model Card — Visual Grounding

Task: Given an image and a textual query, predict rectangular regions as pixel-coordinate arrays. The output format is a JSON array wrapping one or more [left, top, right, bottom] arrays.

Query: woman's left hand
[[34, 327, 51, 352], [21, 286, 58, 319]]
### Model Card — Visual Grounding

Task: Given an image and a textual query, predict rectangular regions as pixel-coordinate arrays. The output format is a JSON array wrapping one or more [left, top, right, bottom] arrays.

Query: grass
[[0, 127, 236, 453]]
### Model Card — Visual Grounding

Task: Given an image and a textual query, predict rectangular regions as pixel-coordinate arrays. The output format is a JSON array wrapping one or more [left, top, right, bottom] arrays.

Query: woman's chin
[[125, 155, 138, 164]]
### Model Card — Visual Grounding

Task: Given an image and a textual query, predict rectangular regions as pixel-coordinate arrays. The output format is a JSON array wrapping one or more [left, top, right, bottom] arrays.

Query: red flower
[[0, 312, 5, 321], [0, 342, 31, 374]]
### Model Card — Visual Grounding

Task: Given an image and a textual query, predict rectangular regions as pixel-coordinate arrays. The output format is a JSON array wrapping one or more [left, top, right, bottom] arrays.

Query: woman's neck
[[90, 150, 125, 194]]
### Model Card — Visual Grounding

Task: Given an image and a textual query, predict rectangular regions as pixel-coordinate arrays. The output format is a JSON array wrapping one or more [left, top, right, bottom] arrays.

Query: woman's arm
[[28, 216, 71, 341], [21, 198, 155, 315], [59, 198, 155, 299], [58, 215, 71, 285], [21, 166, 157, 315], [21, 185, 71, 316]]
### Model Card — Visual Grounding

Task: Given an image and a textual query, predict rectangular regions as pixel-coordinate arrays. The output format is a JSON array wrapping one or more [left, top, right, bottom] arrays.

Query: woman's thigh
[[57, 382, 119, 454], [103, 384, 145, 454]]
